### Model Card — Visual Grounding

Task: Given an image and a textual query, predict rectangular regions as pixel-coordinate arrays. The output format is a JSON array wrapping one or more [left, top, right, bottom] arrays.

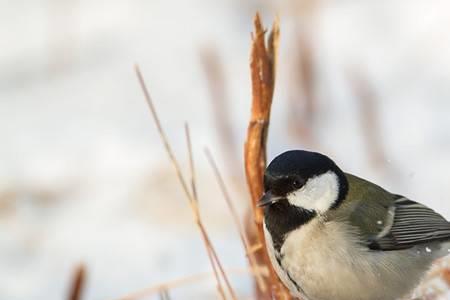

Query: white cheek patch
[[286, 171, 339, 214]]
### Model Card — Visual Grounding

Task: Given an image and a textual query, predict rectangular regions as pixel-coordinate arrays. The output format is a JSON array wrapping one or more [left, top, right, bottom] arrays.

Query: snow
[[1, 0, 450, 299]]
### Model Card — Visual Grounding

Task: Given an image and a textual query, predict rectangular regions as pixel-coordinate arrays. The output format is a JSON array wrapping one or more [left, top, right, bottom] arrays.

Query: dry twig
[[135, 66, 236, 300], [67, 264, 85, 300], [244, 13, 291, 299], [414, 258, 450, 300]]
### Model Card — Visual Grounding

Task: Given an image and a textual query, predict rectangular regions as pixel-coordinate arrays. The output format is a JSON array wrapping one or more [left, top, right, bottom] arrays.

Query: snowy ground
[[1, 0, 450, 299]]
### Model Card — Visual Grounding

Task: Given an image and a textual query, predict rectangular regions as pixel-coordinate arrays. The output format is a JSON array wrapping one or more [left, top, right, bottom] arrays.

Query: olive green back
[[327, 173, 396, 239]]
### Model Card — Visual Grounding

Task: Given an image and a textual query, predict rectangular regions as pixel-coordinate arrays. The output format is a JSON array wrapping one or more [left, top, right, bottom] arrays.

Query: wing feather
[[369, 196, 450, 251]]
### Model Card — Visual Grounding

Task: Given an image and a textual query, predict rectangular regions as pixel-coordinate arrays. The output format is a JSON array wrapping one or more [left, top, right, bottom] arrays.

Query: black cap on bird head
[[259, 150, 348, 212]]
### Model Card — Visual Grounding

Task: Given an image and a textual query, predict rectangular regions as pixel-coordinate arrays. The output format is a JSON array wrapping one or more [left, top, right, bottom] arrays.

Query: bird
[[259, 150, 450, 300]]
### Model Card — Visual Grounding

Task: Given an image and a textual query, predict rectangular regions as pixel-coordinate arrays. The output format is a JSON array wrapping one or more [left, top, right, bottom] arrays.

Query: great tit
[[259, 150, 450, 300]]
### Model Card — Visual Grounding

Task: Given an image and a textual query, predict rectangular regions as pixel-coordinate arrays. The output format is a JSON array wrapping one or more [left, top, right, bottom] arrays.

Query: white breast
[[264, 218, 435, 300], [264, 224, 308, 299]]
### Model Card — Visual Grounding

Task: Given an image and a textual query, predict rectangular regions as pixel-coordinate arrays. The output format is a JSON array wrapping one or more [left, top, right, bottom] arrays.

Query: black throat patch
[[264, 201, 316, 252]]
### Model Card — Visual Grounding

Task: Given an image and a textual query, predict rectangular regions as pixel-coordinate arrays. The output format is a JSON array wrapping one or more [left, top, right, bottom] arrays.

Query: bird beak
[[258, 191, 283, 207]]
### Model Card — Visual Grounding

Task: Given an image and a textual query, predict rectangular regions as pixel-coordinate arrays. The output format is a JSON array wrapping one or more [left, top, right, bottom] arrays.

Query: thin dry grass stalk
[[114, 267, 267, 300], [159, 289, 171, 300], [287, 30, 316, 147], [185, 123, 198, 202], [185, 124, 226, 300], [349, 72, 387, 169], [67, 264, 85, 300], [200, 47, 240, 172], [135, 66, 236, 300], [244, 13, 291, 299], [204, 148, 267, 293]]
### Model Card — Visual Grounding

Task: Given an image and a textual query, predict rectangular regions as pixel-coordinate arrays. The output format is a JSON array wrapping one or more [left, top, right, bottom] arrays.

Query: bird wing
[[334, 174, 450, 251], [368, 196, 450, 251]]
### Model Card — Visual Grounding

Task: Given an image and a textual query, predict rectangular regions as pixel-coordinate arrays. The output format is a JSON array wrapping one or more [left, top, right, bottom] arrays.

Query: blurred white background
[[1, 0, 450, 299]]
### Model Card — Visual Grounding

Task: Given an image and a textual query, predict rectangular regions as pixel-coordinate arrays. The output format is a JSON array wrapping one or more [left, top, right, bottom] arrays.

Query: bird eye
[[292, 178, 303, 188]]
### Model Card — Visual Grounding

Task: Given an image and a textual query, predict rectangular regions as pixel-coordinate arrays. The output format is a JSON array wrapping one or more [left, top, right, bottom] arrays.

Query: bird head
[[259, 150, 348, 215]]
